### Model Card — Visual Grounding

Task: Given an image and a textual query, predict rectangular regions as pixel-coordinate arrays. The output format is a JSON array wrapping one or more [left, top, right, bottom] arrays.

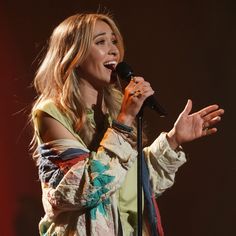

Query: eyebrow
[[93, 32, 115, 40]]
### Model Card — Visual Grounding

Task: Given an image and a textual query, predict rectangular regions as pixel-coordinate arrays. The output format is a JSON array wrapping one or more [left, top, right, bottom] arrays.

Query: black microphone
[[115, 61, 167, 117]]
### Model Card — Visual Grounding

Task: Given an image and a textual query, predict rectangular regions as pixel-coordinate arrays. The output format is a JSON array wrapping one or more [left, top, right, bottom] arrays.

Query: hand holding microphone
[[115, 62, 167, 118]]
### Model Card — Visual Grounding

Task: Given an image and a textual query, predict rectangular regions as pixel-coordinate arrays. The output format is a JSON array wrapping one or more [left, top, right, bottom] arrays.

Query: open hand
[[167, 99, 224, 150]]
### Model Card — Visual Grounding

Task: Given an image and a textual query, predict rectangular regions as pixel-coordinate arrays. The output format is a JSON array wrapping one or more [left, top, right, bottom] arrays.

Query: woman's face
[[77, 20, 120, 88]]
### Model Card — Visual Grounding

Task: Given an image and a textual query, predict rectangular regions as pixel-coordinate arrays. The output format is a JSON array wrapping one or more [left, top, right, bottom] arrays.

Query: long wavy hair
[[31, 13, 127, 155]]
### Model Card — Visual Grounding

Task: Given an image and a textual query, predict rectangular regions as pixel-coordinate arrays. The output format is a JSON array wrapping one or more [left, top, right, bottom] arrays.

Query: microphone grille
[[115, 62, 134, 81]]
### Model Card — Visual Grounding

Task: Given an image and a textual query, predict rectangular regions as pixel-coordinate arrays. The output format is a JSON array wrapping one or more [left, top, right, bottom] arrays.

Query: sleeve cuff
[[147, 132, 186, 173]]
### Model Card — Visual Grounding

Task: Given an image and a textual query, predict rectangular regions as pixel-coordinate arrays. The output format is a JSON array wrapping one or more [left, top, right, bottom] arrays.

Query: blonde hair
[[32, 13, 126, 152]]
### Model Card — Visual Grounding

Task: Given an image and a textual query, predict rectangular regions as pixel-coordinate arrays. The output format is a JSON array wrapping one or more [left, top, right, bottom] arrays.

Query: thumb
[[181, 99, 192, 115]]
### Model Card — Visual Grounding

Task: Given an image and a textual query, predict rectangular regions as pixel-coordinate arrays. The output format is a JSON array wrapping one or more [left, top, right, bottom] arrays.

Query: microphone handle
[[129, 75, 167, 117], [144, 95, 167, 117]]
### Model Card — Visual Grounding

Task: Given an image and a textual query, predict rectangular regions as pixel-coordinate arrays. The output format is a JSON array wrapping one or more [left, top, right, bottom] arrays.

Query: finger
[[131, 76, 144, 84], [198, 104, 219, 117], [132, 90, 142, 98], [202, 127, 217, 136], [181, 99, 192, 115], [125, 82, 139, 95], [202, 108, 224, 121], [133, 79, 150, 87], [124, 87, 135, 97], [204, 116, 221, 128], [125, 77, 142, 90], [132, 88, 154, 99], [126, 77, 145, 94], [140, 89, 155, 99], [129, 80, 153, 96], [132, 82, 151, 92]]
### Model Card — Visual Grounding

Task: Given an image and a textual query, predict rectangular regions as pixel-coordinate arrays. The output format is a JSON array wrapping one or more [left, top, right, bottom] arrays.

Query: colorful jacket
[[33, 100, 187, 235]]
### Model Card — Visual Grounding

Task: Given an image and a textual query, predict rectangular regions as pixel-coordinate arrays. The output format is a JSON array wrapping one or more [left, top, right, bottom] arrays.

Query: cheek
[[79, 47, 107, 74], [94, 48, 106, 60], [88, 50, 106, 70]]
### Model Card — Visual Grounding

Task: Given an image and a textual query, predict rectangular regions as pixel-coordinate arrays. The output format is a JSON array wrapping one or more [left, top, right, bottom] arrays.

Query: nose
[[108, 43, 119, 56]]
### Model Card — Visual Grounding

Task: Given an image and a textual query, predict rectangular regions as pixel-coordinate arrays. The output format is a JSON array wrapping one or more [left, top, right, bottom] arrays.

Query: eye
[[112, 39, 118, 45], [95, 39, 106, 45]]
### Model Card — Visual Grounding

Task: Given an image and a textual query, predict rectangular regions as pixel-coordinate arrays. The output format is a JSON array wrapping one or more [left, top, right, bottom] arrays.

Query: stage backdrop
[[1, 1, 235, 235]]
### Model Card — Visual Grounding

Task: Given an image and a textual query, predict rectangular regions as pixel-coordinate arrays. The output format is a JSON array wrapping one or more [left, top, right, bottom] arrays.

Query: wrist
[[111, 119, 137, 148], [116, 113, 135, 126], [166, 129, 180, 150], [112, 119, 133, 133]]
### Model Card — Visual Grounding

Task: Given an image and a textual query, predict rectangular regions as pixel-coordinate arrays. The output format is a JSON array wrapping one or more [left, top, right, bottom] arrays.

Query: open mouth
[[104, 61, 117, 71]]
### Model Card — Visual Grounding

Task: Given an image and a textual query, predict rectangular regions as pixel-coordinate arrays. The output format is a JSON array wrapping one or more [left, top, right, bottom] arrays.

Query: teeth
[[104, 61, 117, 66]]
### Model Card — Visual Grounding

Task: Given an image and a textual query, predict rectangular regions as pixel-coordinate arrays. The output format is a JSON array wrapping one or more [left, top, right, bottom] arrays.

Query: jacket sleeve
[[38, 128, 137, 219], [143, 132, 187, 197]]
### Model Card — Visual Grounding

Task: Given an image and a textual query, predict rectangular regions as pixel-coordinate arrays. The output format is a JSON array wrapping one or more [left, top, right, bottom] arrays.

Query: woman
[[31, 13, 224, 235]]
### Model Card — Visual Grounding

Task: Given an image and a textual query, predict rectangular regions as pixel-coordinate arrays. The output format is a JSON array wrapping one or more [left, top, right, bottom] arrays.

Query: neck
[[79, 78, 106, 113]]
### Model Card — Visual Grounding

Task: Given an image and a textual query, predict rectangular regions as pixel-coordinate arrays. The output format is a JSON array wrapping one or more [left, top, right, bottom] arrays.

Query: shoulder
[[33, 99, 72, 128], [32, 99, 86, 146], [33, 99, 64, 119]]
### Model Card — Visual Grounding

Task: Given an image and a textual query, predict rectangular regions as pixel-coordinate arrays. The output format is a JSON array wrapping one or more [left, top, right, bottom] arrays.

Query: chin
[[102, 78, 112, 86], [101, 73, 112, 85]]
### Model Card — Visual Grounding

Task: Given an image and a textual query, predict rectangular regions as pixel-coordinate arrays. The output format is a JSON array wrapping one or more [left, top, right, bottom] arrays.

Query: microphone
[[115, 62, 167, 117]]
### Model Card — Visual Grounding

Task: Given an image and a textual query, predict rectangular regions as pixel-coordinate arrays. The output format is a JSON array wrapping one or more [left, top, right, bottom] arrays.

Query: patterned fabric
[[33, 100, 187, 235], [38, 144, 89, 188], [38, 130, 137, 235]]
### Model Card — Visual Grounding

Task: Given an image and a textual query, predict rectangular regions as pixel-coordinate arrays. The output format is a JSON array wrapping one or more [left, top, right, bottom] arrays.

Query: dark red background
[[1, 1, 235, 235]]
